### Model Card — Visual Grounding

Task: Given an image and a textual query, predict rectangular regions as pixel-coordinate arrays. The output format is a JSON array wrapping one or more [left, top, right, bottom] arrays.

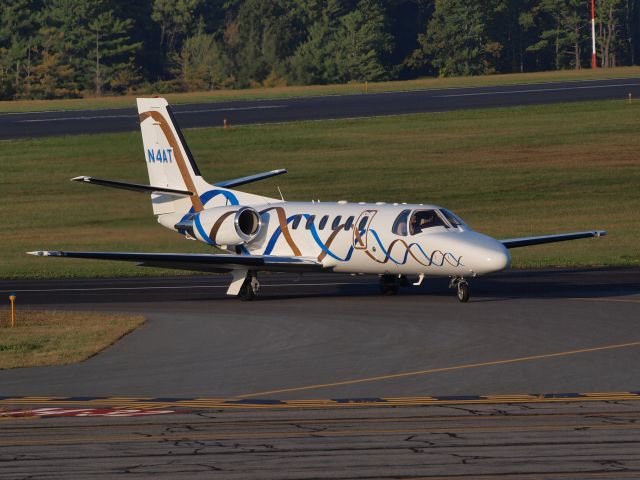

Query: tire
[[238, 279, 256, 301], [457, 281, 469, 303], [379, 275, 399, 296], [380, 284, 399, 296]]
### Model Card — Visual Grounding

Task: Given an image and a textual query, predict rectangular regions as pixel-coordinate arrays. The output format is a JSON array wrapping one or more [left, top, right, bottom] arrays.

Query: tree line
[[1, 0, 638, 100]]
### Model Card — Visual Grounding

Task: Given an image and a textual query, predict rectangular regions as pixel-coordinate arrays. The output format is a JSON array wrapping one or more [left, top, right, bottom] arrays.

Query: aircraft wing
[[500, 230, 607, 249], [27, 251, 323, 274]]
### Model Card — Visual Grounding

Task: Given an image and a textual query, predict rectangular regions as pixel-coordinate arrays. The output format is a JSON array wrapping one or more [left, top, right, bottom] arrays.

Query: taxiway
[[1, 268, 639, 478]]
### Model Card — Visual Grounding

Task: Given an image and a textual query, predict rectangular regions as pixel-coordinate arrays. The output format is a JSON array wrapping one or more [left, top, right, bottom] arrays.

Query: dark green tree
[[2, 0, 640, 99], [0, 0, 42, 99], [89, 11, 141, 95], [36, 0, 141, 96], [290, 18, 339, 84], [228, 0, 310, 87], [291, 0, 391, 84], [596, 0, 624, 67], [489, 0, 538, 73], [419, 0, 500, 77], [333, 0, 392, 82], [174, 30, 234, 90], [28, 27, 77, 99], [152, 0, 206, 75], [521, 0, 588, 70]]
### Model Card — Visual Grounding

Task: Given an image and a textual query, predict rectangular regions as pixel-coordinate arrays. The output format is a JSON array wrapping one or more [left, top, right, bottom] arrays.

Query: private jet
[[29, 98, 607, 302]]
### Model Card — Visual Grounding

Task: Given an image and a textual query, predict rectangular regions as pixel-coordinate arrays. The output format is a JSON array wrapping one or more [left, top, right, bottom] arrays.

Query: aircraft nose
[[482, 243, 511, 273]]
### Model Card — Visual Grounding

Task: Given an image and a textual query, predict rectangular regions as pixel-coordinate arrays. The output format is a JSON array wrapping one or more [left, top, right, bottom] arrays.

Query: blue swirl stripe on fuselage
[[180, 189, 241, 225], [368, 229, 401, 264], [199, 189, 239, 207], [261, 213, 461, 266], [262, 213, 354, 261], [369, 229, 462, 266], [194, 213, 214, 245], [309, 220, 355, 262]]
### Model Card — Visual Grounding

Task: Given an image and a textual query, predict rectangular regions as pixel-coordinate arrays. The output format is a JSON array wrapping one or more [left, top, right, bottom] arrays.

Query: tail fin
[[137, 97, 208, 215]]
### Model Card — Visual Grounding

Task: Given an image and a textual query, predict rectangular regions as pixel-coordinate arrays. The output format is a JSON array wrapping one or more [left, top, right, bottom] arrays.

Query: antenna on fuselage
[[277, 185, 285, 201]]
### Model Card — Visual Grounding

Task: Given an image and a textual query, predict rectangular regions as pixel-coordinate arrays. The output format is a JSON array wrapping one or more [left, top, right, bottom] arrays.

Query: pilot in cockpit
[[410, 210, 441, 234], [419, 211, 437, 230], [409, 214, 418, 234]]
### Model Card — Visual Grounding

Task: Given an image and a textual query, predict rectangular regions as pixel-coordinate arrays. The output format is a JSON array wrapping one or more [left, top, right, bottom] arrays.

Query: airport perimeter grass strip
[[1, 99, 638, 278], [1, 66, 639, 113], [0, 309, 146, 369]]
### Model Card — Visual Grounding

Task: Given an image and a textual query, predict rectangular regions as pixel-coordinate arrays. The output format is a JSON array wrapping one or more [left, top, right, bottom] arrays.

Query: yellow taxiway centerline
[[234, 340, 640, 398]]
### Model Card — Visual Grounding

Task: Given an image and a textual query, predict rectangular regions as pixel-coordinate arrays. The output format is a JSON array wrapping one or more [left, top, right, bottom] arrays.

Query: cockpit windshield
[[393, 208, 467, 236], [440, 209, 466, 228], [409, 209, 447, 234]]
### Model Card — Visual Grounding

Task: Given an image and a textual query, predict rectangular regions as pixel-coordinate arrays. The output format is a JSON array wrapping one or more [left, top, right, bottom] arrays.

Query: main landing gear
[[379, 274, 399, 295], [238, 272, 260, 301], [449, 276, 470, 303], [379, 274, 409, 295]]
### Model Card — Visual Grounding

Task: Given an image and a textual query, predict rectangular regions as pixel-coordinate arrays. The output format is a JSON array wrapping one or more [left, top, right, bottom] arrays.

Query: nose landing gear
[[449, 276, 470, 303]]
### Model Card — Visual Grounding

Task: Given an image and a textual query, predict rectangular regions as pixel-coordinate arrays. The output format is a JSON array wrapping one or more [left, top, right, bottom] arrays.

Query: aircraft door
[[353, 210, 377, 250]]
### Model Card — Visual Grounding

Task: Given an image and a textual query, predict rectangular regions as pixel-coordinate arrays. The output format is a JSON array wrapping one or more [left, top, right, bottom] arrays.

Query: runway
[[1, 268, 639, 477], [1, 77, 639, 139]]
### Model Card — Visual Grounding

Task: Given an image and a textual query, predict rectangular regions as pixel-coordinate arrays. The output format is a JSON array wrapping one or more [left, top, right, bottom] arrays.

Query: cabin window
[[331, 215, 342, 230], [291, 215, 302, 229], [319, 215, 329, 230], [344, 216, 354, 230], [305, 215, 315, 230], [358, 216, 369, 231], [409, 209, 447, 234], [392, 209, 411, 236]]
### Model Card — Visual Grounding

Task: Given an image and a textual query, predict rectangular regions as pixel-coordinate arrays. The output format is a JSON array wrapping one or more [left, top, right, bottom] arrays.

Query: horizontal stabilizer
[[71, 176, 193, 197], [214, 169, 287, 189], [500, 230, 607, 249], [27, 250, 323, 274]]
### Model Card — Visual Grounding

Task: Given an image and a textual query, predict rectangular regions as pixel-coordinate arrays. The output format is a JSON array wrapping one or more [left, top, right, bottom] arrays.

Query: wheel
[[238, 278, 256, 301], [379, 275, 399, 296], [456, 281, 469, 303], [380, 283, 399, 296]]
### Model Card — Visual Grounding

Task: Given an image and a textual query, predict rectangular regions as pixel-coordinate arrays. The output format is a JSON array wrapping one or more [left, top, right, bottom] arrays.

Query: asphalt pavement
[[2, 77, 639, 139], [0, 268, 638, 398], [1, 268, 639, 478], [3, 401, 640, 479]]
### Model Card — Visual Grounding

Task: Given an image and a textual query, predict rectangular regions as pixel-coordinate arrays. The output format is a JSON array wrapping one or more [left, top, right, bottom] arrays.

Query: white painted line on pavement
[[17, 105, 286, 123], [2, 282, 376, 293], [436, 82, 640, 98]]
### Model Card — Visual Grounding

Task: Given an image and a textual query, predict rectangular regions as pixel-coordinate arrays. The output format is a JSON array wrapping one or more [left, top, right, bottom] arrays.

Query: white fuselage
[[160, 198, 511, 278]]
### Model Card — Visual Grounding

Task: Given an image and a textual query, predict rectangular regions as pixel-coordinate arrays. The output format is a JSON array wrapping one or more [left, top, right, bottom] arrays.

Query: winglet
[[27, 251, 62, 257], [71, 176, 91, 182]]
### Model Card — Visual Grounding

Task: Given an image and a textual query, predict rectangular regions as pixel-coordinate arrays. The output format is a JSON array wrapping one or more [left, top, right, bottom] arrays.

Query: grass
[[1, 66, 639, 113], [0, 98, 638, 278], [0, 309, 145, 369]]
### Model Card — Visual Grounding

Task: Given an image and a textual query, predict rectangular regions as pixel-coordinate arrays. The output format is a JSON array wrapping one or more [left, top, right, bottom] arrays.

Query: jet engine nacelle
[[186, 205, 262, 246]]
